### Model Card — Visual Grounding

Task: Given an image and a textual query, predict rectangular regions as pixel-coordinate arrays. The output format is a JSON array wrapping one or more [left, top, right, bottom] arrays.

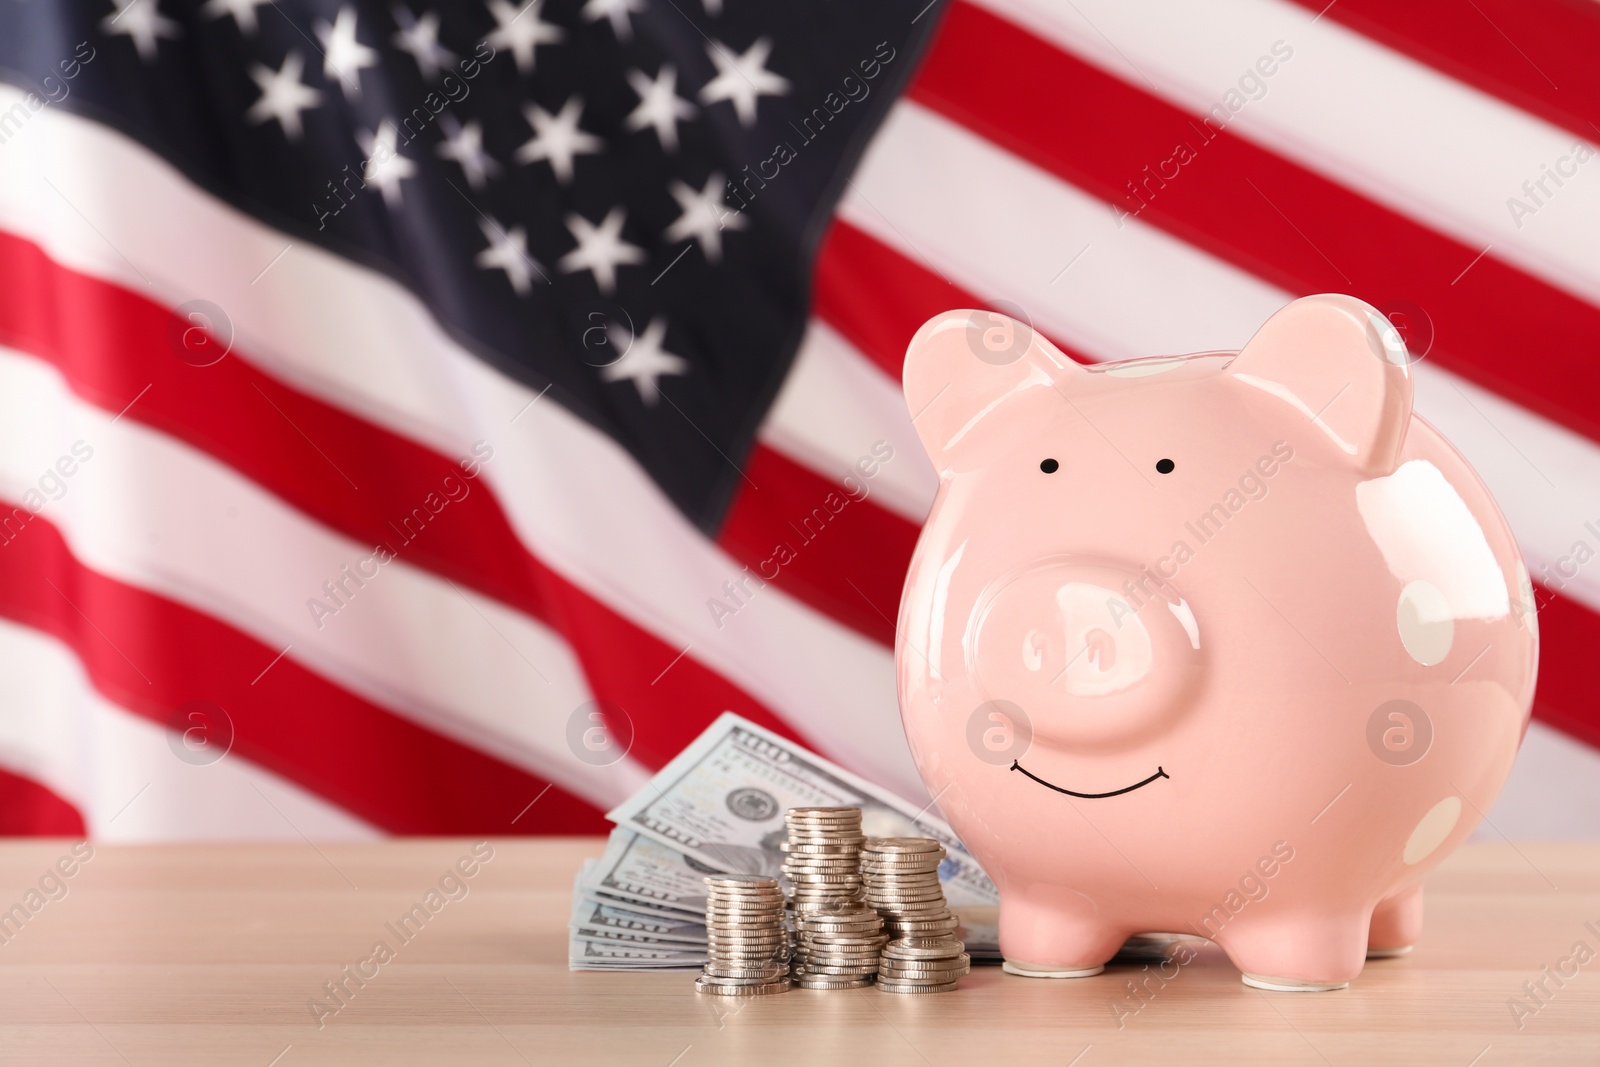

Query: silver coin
[[881, 938, 965, 959], [801, 922, 881, 934], [805, 959, 881, 972], [887, 922, 959, 936], [707, 930, 789, 940], [793, 976, 874, 989], [695, 978, 793, 996], [705, 873, 781, 887], [871, 895, 949, 907], [704, 908, 787, 919], [874, 979, 960, 994], [862, 837, 943, 852], [705, 884, 787, 894], [804, 961, 883, 973], [703, 962, 789, 978], [879, 958, 970, 976], [698, 972, 793, 986], [863, 870, 942, 881], [781, 845, 864, 857]]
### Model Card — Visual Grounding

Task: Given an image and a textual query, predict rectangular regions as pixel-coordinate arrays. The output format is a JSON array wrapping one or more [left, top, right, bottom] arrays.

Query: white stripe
[[0, 618, 379, 841], [0, 347, 650, 811], [842, 102, 1600, 616], [0, 95, 925, 802], [971, 0, 1600, 307], [761, 320, 937, 525]]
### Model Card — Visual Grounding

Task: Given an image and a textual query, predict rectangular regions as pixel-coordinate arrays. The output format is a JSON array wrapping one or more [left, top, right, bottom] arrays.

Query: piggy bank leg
[[1367, 885, 1423, 958], [1216, 910, 1369, 991], [998, 890, 1126, 979]]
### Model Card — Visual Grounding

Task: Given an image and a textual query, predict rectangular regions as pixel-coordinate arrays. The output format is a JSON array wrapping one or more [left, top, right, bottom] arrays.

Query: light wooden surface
[[0, 838, 1596, 1065]]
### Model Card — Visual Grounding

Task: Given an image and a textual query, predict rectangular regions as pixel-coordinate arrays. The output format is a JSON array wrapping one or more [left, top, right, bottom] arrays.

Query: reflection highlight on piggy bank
[[896, 295, 1536, 990]]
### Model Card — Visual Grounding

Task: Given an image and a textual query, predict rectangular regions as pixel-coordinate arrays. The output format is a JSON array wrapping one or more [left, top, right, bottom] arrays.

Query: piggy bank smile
[[895, 295, 1536, 991], [1008, 759, 1170, 799]]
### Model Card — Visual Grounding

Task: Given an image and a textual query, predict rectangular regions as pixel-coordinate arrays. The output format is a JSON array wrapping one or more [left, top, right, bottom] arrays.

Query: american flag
[[0, 0, 1595, 840]]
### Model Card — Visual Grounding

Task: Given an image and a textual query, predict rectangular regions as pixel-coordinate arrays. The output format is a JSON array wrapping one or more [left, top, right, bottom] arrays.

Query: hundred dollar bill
[[569, 881, 708, 946], [567, 863, 704, 970], [568, 931, 704, 969], [578, 830, 717, 915], [605, 712, 998, 906]]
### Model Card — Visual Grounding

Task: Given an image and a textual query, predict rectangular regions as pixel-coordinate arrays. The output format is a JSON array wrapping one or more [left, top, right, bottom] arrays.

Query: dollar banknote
[[571, 896, 708, 946], [567, 862, 705, 970], [579, 830, 718, 915], [604, 712, 998, 906]]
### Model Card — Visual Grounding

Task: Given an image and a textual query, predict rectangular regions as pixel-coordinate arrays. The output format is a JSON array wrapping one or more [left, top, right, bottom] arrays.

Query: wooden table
[[0, 838, 1596, 1065]]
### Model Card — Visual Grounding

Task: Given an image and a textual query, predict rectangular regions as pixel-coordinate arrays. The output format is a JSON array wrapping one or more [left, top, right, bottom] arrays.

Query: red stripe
[[814, 210, 1600, 755], [909, 2, 1600, 450], [0, 503, 610, 834], [1282, 0, 1600, 144], [0, 766, 86, 836], [718, 445, 917, 647], [0, 229, 801, 772], [1530, 589, 1600, 751]]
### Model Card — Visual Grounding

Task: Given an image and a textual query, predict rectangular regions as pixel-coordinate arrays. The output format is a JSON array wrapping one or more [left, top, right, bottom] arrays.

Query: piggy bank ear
[[903, 310, 1079, 470], [1229, 294, 1414, 474]]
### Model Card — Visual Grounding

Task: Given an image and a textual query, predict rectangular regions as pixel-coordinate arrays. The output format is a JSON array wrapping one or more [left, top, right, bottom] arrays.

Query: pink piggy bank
[[896, 295, 1537, 990]]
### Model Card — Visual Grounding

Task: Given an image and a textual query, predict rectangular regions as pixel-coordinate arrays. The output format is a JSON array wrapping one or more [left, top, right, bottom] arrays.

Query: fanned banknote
[[604, 712, 998, 906], [567, 862, 705, 971]]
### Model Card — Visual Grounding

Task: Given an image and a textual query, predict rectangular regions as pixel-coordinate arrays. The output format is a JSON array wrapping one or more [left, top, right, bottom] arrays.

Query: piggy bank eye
[[1040, 458, 1059, 474], [1155, 458, 1175, 474]]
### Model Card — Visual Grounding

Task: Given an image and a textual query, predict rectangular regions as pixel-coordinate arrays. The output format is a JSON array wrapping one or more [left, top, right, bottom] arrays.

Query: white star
[[475, 216, 541, 296], [514, 97, 602, 184], [436, 115, 500, 190], [624, 65, 696, 154], [664, 172, 747, 263], [201, 0, 269, 35], [702, 0, 721, 15], [602, 317, 689, 406], [100, 0, 182, 63], [582, 0, 645, 41], [559, 207, 646, 295], [393, 7, 456, 82], [484, 0, 563, 75], [245, 52, 323, 141], [314, 7, 378, 101], [356, 121, 417, 210], [699, 37, 790, 127]]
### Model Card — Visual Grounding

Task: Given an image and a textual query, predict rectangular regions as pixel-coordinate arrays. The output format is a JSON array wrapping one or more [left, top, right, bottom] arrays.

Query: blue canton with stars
[[0, 0, 945, 528]]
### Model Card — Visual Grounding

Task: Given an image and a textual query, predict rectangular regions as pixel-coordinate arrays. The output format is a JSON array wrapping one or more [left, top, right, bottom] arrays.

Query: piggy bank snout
[[967, 561, 1204, 747]]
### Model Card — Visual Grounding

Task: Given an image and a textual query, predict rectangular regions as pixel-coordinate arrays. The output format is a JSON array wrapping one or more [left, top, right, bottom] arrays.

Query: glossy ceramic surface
[[896, 295, 1537, 988]]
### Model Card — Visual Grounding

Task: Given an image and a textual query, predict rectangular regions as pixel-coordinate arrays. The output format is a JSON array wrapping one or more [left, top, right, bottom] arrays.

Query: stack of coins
[[861, 838, 960, 940], [782, 807, 888, 989], [790, 904, 887, 989], [877, 937, 971, 993], [695, 875, 791, 996], [781, 807, 865, 914]]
